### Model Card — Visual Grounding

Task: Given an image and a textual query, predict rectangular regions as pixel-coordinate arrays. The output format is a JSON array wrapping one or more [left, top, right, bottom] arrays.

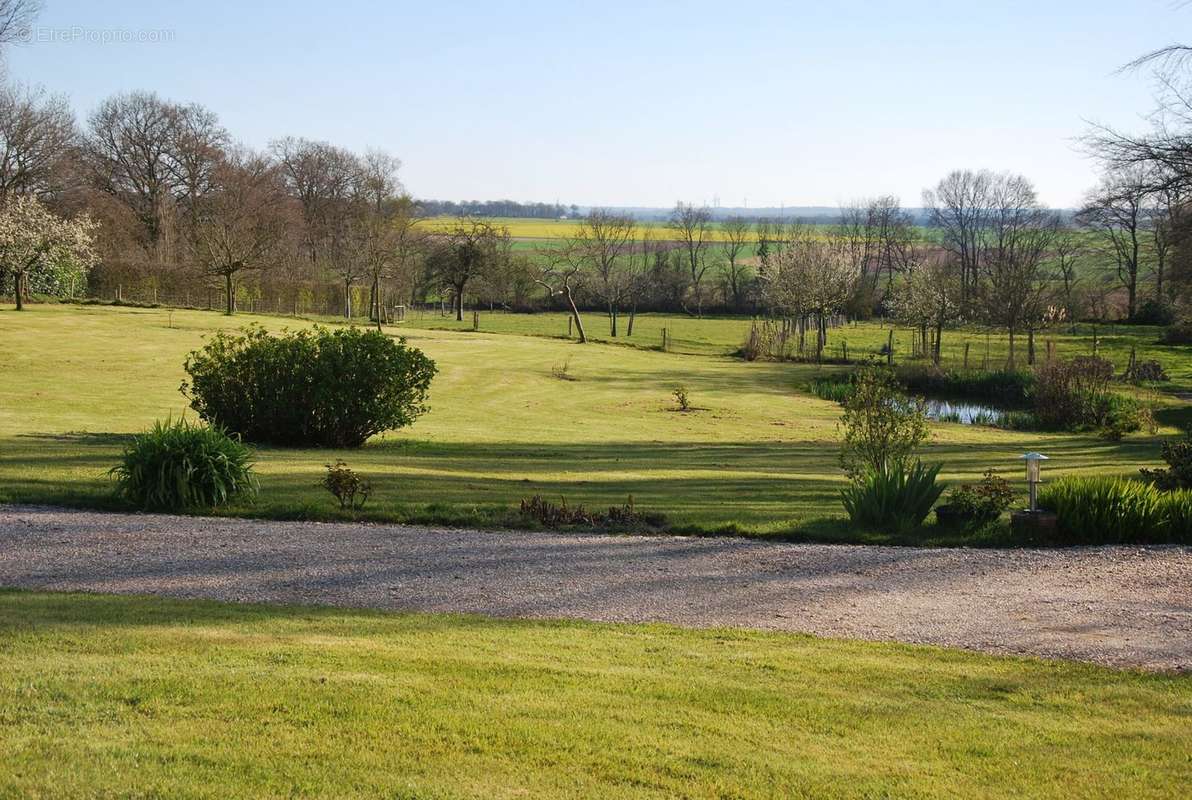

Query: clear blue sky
[[4, 0, 1184, 208]]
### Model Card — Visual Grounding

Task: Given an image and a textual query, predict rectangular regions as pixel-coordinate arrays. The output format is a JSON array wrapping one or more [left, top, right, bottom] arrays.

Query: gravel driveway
[[1, 505, 1189, 671]]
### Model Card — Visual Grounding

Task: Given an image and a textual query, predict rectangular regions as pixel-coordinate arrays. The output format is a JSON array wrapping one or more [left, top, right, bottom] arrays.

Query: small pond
[[922, 399, 1008, 426]]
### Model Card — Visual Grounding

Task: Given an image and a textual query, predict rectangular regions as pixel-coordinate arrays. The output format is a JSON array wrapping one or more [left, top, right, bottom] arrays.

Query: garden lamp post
[[1020, 452, 1048, 512]]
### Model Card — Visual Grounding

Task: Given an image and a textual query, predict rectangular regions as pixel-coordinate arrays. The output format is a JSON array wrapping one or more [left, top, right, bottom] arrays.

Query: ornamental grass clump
[[841, 461, 945, 532], [1038, 476, 1192, 545], [110, 418, 257, 511], [838, 367, 944, 531]]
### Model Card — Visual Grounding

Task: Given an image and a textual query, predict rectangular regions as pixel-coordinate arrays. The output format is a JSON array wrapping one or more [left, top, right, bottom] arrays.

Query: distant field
[[418, 215, 939, 244], [417, 217, 1120, 286], [0, 304, 1179, 537]]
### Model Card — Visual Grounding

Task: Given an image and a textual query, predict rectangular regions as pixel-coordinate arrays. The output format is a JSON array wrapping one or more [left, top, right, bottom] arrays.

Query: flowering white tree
[[763, 229, 859, 359], [889, 259, 962, 363], [0, 196, 97, 310]]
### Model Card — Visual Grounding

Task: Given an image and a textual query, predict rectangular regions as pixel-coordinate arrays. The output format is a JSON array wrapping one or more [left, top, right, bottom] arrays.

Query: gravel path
[[1, 505, 1189, 671]]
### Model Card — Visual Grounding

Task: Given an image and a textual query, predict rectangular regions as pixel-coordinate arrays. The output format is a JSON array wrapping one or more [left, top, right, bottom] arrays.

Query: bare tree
[[345, 198, 417, 330], [349, 148, 406, 322], [755, 217, 779, 277], [534, 246, 587, 343], [167, 103, 228, 228], [839, 199, 880, 291], [1084, 44, 1192, 197], [0, 81, 77, 205], [868, 196, 917, 296], [425, 218, 508, 321], [923, 169, 994, 309], [189, 150, 293, 315], [570, 209, 636, 335], [625, 230, 666, 334], [1077, 169, 1150, 319], [0, 0, 40, 45], [1148, 183, 1179, 302], [358, 148, 403, 213], [840, 196, 916, 306], [980, 213, 1060, 368], [385, 197, 425, 315], [718, 215, 751, 310], [269, 136, 361, 266], [668, 202, 713, 316], [1052, 229, 1086, 332], [85, 92, 226, 273]]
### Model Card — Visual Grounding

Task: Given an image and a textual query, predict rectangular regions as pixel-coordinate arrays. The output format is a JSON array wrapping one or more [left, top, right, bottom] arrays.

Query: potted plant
[[935, 470, 1015, 529]]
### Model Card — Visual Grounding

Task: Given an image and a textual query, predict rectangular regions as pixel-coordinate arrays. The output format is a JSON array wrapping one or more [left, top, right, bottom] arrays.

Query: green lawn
[[0, 303, 1180, 538], [0, 590, 1187, 799], [408, 308, 1192, 386]]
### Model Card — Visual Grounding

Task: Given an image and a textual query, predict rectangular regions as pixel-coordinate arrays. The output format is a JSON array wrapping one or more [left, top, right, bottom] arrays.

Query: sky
[[4, 0, 1187, 209]]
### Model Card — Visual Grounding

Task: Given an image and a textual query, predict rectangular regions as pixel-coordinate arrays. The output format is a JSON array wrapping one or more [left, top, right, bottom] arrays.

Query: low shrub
[[1098, 394, 1153, 440], [1123, 359, 1169, 384], [673, 386, 691, 411], [1161, 318, 1192, 344], [841, 460, 945, 532], [1141, 430, 1192, 490], [110, 418, 257, 511], [320, 460, 372, 510], [1133, 299, 1175, 325], [551, 360, 578, 381], [182, 325, 437, 448], [940, 470, 1015, 527], [839, 367, 930, 480], [1032, 356, 1147, 433], [1038, 475, 1192, 544], [519, 495, 667, 531]]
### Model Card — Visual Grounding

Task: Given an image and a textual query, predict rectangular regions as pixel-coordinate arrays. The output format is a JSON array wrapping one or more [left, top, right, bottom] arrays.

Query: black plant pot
[[1010, 510, 1058, 537], [934, 504, 976, 529]]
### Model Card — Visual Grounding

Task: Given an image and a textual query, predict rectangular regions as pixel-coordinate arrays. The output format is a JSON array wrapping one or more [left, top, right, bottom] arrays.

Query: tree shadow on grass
[[15, 431, 132, 447], [0, 428, 1169, 542]]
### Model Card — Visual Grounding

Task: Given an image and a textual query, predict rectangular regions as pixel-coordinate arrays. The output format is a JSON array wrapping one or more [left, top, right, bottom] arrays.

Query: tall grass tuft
[[896, 365, 1034, 408], [1038, 475, 1192, 544], [841, 460, 945, 532], [110, 418, 258, 511], [808, 373, 856, 404]]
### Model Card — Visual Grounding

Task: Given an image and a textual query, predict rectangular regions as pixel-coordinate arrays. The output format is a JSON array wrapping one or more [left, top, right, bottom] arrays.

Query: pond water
[[922, 399, 1007, 426]]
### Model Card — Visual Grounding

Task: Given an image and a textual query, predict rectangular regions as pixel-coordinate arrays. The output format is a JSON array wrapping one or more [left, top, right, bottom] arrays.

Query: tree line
[[414, 199, 575, 219]]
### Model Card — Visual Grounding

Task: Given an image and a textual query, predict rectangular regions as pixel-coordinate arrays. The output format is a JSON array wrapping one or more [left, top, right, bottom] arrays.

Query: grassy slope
[[1, 590, 1188, 799], [0, 304, 1174, 536]]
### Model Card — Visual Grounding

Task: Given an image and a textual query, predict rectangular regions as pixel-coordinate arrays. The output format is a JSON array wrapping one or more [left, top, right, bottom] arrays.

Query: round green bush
[[182, 325, 437, 448], [111, 418, 257, 511]]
